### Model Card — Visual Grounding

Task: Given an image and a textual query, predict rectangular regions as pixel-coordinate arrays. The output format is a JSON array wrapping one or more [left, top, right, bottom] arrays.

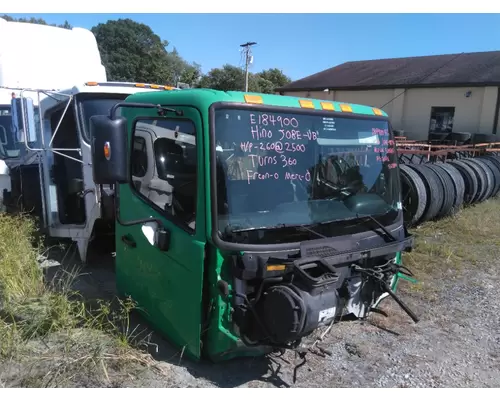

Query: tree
[[91, 19, 171, 84], [179, 62, 202, 87], [254, 68, 291, 93], [1, 14, 72, 29], [163, 48, 201, 87], [253, 76, 275, 94], [91, 18, 201, 87], [198, 64, 246, 91], [198, 65, 291, 93]]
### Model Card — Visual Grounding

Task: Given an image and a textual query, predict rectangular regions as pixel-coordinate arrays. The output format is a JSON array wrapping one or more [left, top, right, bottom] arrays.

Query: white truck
[[0, 16, 107, 158], [0, 17, 181, 262], [0, 16, 107, 210]]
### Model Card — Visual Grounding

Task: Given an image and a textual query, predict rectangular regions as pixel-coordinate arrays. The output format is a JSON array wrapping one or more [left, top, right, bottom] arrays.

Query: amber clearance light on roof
[[299, 99, 315, 109], [84, 82, 174, 90], [244, 94, 264, 104], [320, 102, 335, 111], [340, 104, 353, 112], [372, 108, 383, 116]]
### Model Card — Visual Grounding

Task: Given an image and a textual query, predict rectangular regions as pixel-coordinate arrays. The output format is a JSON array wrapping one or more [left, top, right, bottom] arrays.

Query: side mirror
[[11, 97, 37, 143], [90, 115, 129, 185]]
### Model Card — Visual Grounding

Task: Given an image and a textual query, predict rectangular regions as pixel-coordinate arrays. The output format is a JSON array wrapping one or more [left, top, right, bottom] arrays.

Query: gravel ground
[[58, 250, 500, 388], [3, 240, 498, 388]]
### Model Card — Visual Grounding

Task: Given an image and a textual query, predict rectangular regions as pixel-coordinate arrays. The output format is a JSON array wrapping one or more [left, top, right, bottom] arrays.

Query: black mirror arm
[[110, 185, 165, 228]]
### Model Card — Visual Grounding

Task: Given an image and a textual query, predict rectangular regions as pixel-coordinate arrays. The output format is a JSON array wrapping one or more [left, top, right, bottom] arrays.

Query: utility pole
[[240, 41, 257, 92]]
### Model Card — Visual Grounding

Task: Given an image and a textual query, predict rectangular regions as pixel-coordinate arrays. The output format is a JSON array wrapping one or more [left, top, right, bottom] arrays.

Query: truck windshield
[[213, 107, 401, 242], [0, 105, 40, 159], [78, 95, 128, 143]]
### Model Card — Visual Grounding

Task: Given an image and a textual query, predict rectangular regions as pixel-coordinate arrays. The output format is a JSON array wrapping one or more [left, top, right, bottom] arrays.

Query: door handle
[[121, 234, 137, 248]]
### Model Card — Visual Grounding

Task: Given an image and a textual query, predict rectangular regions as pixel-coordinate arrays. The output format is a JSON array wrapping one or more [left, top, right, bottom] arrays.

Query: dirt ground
[[112, 262, 500, 387], [2, 208, 500, 388], [8, 245, 496, 388]]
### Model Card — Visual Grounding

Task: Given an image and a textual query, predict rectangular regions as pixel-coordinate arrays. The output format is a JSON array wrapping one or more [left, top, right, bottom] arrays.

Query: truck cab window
[[131, 135, 150, 196], [131, 137, 148, 178], [0, 109, 10, 158], [78, 96, 128, 143], [131, 118, 197, 231], [0, 106, 17, 159]]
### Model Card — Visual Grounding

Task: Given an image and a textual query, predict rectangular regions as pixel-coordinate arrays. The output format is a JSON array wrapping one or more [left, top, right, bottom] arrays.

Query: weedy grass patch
[[402, 198, 500, 296], [0, 212, 163, 387]]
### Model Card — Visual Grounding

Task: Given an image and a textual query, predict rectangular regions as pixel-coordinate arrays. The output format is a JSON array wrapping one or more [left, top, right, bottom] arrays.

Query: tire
[[449, 160, 478, 204], [486, 155, 500, 196], [399, 164, 428, 226], [458, 158, 488, 203], [406, 164, 444, 222], [465, 158, 494, 201], [476, 158, 496, 200], [434, 162, 465, 213], [424, 163, 456, 218], [399, 155, 410, 165], [480, 156, 500, 197], [399, 154, 428, 165]]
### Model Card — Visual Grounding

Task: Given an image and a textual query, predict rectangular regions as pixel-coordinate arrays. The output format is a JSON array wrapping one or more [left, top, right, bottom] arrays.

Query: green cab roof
[[124, 88, 389, 118]]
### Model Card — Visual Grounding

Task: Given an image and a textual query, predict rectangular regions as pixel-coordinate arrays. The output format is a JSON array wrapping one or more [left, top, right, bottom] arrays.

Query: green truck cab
[[89, 89, 415, 362]]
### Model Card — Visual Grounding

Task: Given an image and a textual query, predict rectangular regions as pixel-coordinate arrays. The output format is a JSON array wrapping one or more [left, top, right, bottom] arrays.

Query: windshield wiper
[[224, 211, 397, 242], [297, 224, 326, 239], [353, 213, 398, 242], [225, 223, 326, 239], [306, 211, 398, 243]]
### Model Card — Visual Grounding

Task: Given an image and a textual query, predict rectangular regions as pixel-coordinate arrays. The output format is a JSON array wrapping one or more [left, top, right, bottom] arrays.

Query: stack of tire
[[399, 154, 500, 227]]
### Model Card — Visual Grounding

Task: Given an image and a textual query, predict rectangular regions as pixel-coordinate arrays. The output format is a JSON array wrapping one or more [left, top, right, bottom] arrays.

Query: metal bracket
[[17, 87, 84, 165]]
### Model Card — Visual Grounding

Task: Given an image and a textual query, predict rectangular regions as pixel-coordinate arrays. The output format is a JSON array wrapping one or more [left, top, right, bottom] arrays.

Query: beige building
[[277, 51, 500, 141]]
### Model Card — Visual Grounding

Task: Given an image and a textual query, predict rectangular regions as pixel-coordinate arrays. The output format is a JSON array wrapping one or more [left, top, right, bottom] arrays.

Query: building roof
[[278, 51, 500, 92]]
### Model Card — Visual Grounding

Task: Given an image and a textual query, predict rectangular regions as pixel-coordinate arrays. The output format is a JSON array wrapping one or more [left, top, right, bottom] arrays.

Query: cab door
[[114, 106, 207, 360]]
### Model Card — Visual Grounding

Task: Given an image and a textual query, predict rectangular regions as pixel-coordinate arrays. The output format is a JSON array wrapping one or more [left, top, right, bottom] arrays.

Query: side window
[[131, 136, 148, 178], [131, 118, 197, 231]]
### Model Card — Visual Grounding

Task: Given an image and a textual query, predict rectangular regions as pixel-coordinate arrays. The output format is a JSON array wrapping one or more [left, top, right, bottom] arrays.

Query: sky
[[8, 13, 500, 81]]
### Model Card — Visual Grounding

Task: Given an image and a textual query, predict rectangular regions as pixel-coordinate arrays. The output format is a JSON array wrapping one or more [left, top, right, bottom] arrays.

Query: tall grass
[[0, 213, 44, 303], [0, 212, 162, 387]]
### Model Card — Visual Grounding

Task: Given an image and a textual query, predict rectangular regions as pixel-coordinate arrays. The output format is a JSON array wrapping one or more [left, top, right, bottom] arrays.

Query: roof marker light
[[244, 94, 264, 104], [320, 102, 335, 111], [340, 104, 353, 112], [299, 99, 315, 109], [372, 108, 383, 116]]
